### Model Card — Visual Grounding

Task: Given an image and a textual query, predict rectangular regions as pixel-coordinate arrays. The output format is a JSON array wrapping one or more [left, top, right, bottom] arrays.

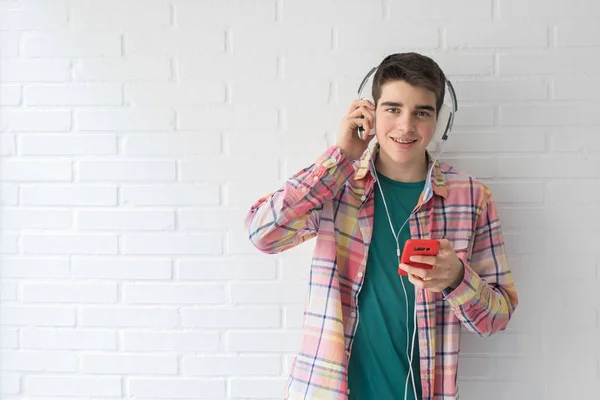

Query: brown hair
[[372, 52, 446, 116]]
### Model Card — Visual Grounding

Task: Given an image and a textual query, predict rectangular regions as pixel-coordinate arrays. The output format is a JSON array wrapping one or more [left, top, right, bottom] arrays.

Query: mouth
[[390, 137, 418, 144]]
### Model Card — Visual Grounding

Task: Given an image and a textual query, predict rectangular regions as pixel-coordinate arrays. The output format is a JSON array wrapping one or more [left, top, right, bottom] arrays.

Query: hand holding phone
[[398, 239, 440, 276]]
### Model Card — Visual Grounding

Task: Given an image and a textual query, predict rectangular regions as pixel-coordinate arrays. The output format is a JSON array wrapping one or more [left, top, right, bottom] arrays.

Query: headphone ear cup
[[428, 103, 452, 153]]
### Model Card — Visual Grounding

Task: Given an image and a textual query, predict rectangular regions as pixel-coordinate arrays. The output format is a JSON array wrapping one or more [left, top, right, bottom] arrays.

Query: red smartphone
[[398, 239, 440, 276]]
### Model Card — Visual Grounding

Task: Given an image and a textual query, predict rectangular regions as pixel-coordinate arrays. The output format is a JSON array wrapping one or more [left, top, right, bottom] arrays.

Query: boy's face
[[374, 80, 438, 166]]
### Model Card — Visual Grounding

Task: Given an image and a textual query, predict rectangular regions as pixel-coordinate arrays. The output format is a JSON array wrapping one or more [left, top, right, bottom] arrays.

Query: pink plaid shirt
[[245, 145, 518, 400]]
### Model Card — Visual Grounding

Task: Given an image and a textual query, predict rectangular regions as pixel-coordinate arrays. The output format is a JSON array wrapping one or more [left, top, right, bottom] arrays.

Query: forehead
[[379, 80, 436, 105]]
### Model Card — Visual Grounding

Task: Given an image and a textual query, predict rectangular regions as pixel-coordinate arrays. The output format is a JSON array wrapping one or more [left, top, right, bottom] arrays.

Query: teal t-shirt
[[347, 172, 425, 400]]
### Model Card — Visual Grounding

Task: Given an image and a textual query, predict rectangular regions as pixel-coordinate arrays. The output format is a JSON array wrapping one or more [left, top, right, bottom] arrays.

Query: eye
[[386, 108, 400, 113], [415, 111, 431, 117]]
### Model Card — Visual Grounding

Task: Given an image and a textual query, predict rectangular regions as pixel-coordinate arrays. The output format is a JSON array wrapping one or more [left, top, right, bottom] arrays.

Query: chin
[[379, 138, 425, 165]]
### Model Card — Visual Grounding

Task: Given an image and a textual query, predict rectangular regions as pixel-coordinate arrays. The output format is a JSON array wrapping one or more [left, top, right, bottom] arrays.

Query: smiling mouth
[[391, 137, 418, 144]]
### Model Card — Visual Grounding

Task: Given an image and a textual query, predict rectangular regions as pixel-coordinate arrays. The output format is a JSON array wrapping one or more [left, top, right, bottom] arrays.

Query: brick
[[25, 376, 121, 397], [501, 104, 600, 126], [78, 160, 176, 182], [77, 108, 174, 131], [178, 55, 277, 81], [71, 0, 170, 29], [19, 134, 117, 155], [124, 283, 226, 305], [230, 283, 306, 303], [129, 378, 225, 399], [183, 355, 281, 376], [0, 329, 18, 349], [499, 157, 600, 178], [81, 354, 177, 374], [176, 258, 277, 280], [20, 185, 117, 206], [1, 350, 77, 372], [447, 23, 547, 47], [557, 23, 600, 46], [0, 60, 70, 82], [23, 234, 118, 255], [123, 133, 220, 155], [499, 0, 599, 19], [0, 1, 67, 30], [1, 110, 71, 131], [1, 134, 15, 155], [125, 82, 225, 105], [0, 33, 19, 57], [177, 105, 278, 131], [80, 307, 178, 328], [23, 33, 121, 57], [554, 78, 600, 100], [486, 182, 544, 203], [453, 79, 547, 101], [174, 0, 275, 28], [231, 24, 332, 54], [390, 0, 491, 20], [500, 50, 600, 75], [24, 84, 122, 106], [126, 28, 225, 55], [22, 283, 117, 303], [0, 305, 75, 327], [180, 156, 278, 182], [77, 210, 175, 230], [338, 23, 438, 51], [443, 131, 546, 153], [73, 57, 171, 81], [21, 328, 116, 350], [121, 331, 220, 352], [123, 234, 222, 255], [1, 160, 71, 182], [177, 208, 245, 230], [1, 208, 72, 229], [227, 331, 301, 352], [72, 257, 171, 280], [0, 185, 18, 206], [230, 378, 289, 398], [121, 185, 220, 206], [0, 233, 18, 254], [181, 308, 280, 329], [0, 85, 21, 105]]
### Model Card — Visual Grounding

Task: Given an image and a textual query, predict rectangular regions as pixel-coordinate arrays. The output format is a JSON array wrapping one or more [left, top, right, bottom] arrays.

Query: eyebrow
[[380, 101, 436, 112]]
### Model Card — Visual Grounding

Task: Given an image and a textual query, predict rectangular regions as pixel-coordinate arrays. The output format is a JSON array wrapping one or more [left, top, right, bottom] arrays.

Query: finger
[[408, 274, 445, 292], [348, 99, 376, 114], [439, 238, 453, 251], [409, 255, 437, 266], [400, 263, 430, 279]]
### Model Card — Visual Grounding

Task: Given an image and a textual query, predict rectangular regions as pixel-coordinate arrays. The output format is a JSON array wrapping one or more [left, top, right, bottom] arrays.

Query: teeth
[[392, 138, 416, 144]]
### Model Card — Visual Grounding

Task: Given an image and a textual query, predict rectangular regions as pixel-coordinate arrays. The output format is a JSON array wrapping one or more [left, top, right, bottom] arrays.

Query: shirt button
[[357, 272, 363, 278], [348, 389, 351, 395], [351, 312, 356, 318], [313, 176, 318, 181], [301, 187, 307, 192], [360, 195, 366, 201]]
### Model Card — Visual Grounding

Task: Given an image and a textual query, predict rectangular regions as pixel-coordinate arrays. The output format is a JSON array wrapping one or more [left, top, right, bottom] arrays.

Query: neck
[[374, 151, 429, 182]]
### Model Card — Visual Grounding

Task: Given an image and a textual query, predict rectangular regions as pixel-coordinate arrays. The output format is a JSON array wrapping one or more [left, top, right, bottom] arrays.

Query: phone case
[[398, 239, 440, 276]]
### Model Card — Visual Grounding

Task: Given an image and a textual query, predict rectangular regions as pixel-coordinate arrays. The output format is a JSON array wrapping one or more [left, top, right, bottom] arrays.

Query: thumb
[[439, 238, 453, 252]]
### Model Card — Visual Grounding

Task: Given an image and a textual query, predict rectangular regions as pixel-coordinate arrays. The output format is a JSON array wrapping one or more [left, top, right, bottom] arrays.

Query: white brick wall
[[1, 0, 599, 399]]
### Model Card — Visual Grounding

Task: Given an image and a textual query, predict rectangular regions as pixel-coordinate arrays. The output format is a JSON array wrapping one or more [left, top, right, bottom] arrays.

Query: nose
[[395, 112, 416, 133]]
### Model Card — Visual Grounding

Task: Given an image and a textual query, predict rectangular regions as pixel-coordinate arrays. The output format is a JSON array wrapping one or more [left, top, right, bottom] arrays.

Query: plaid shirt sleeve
[[443, 188, 519, 336], [245, 146, 355, 254]]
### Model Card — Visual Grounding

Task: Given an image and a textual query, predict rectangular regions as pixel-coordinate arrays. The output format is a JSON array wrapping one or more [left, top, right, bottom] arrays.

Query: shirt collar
[[354, 143, 449, 199]]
